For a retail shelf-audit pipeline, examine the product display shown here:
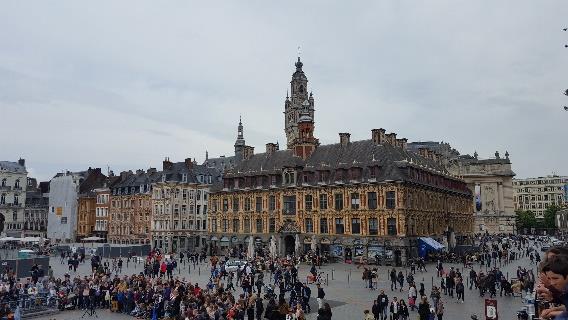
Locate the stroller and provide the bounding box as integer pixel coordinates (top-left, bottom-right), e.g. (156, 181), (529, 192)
(263, 284), (276, 301)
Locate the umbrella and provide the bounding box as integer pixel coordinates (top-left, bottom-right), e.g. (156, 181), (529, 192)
(295, 234), (301, 255)
(269, 236), (277, 258)
(247, 236), (255, 259)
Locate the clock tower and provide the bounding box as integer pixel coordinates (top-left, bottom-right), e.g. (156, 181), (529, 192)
(285, 57), (315, 149)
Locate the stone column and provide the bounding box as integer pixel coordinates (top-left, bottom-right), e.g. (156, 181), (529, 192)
(498, 182), (505, 213)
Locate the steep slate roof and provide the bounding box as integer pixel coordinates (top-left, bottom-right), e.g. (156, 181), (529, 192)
(226, 139), (447, 180)
(0, 161), (27, 173)
(162, 162), (222, 184)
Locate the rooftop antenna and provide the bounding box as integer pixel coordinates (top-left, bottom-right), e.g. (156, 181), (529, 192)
(297, 46), (302, 59)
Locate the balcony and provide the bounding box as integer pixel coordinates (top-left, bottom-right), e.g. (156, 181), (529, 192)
(13, 187), (22, 191)
(0, 186), (11, 191)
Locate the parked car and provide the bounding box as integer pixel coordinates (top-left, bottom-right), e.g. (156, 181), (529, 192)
(225, 260), (247, 272)
(541, 245), (551, 252)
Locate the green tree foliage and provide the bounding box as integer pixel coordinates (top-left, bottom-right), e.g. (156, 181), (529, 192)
(543, 205), (560, 229)
(516, 210), (537, 230)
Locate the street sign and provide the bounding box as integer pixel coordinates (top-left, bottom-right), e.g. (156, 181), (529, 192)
(485, 299), (498, 320)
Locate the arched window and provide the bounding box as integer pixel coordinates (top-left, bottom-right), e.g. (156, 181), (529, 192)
(14, 179), (20, 188)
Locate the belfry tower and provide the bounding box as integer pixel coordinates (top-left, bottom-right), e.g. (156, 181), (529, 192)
(284, 57), (315, 149)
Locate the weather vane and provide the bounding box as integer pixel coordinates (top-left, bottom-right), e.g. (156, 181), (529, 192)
(297, 46), (302, 58)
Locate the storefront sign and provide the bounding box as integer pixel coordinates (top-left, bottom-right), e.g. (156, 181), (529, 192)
(485, 299), (497, 320)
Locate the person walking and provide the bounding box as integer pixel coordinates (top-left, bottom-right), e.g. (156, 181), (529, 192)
(316, 283), (325, 310)
(417, 296), (430, 320)
(397, 271), (405, 293)
(390, 268), (397, 291)
(435, 299), (444, 320)
(377, 290), (388, 320)
(408, 284), (417, 311)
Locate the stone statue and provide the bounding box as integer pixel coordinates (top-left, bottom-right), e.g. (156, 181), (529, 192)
(495, 151), (500, 159)
(505, 151), (509, 159)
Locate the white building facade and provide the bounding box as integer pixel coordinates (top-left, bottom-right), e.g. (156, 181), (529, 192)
(513, 176), (568, 218)
(0, 159), (27, 236)
(47, 172), (86, 243)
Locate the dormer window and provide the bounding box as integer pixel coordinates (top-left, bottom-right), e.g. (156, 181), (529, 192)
(369, 166), (379, 179)
(161, 174), (166, 182)
(182, 174), (188, 183)
(283, 170), (296, 185)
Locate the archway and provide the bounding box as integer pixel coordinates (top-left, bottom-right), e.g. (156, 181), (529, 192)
(284, 235), (295, 255)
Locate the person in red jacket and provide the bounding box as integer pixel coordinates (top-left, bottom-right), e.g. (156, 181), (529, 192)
(160, 261), (167, 277)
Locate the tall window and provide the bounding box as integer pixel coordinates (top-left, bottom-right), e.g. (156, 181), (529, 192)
(386, 191), (396, 209)
(12, 212), (17, 221)
(223, 219), (228, 232)
(283, 196), (296, 215)
(334, 193), (343, 210)
(387, 218), (397, 235)
(269, 218), (276, 233)
(232, 197), (240, 212)
(367, 192), (377, 209)
(223, 199), (228, 212)
(335, 218), (344, 234)
(269, 195), (276, 212)
(0, 194), (4, 204)
(320, 218), (328, 234)
(212, 219), (217, 232)
(319, 194), (328, 210)
(255, 197), (262, 213)
(256, 218), (263, 233)
(305, 218), (313, 233)
(350, 193), (360, 210)
(244, 198), (251, 211)
(232, 219), (240, 233)
(351, 218), (361, 234)
(368, 218), (378, 235)
(14, 179), (20, 188)
(244, 218), (251, 233)
(305, 195), (313, 211)
(13, 195), (19, 205)
(0, 179), (5, 187)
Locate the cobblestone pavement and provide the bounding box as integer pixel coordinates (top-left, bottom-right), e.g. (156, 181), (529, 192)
(45, 252), (536, 320)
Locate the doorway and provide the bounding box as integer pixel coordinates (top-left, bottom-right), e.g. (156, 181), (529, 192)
(284, 235), (295, 255)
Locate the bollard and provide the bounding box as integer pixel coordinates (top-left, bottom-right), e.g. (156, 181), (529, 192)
(199, 267), (201, 276)
(431, 276), (433, 287)
(326, 274), (329, 286)
(507, 272), (509, 280)
(347, 272), (350, 284)
(332, 269), (335, 280)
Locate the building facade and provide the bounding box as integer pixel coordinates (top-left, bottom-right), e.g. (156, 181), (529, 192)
(151, 158), (221, 253)
(47, 168), (106, 243)
(108, 169), (159, 245)
(93, 187), (111, 241)
(513, 176), (568, 218)
(23, 178), (48, 237)
(446, 152), (516, 234)
(0, 159), (27, 236)
(207, 58), (473, 264)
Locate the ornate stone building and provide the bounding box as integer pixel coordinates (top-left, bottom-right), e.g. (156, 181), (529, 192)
(23, 178), (48, 237)
(207, 58), (473, 263)
(108, 169), (159, 245)
(447, 152), (516, 234)
(0, 159), (27, 236)
(151, 158), (221, 253)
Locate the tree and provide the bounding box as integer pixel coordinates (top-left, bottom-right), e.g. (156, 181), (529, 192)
(516, 210), (537, 231)
(543, 205), (560, 229)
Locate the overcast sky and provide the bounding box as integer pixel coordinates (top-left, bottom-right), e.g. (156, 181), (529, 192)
(1, 1), (567, 181)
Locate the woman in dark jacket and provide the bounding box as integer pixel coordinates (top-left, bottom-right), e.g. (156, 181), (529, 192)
(264, 299), (276, 320)
(316, 302), (332, 320)
(417, 296), (431, 320)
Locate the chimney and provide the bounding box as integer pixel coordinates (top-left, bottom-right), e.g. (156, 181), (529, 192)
(386, 133), (397, 145)
(243, 146), (255, 160)
(120, 171), (130, 180)
(400, 138), (408, 150)
(266, 143), (278, 156)
(162, 157), (173, 170)
(147, 168), (157, 174)
(185, 158), (193, 169)
(18, 158), (25, 167)
(339, 133), (351, 146)
(136, 169), (144, 175)
(371, 128), (386, 145)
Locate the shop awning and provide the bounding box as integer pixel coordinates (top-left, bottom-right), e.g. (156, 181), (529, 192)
(210, 236), (219, 241)
(220, 237), (229, 242)
(418, 237), (445, 251)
